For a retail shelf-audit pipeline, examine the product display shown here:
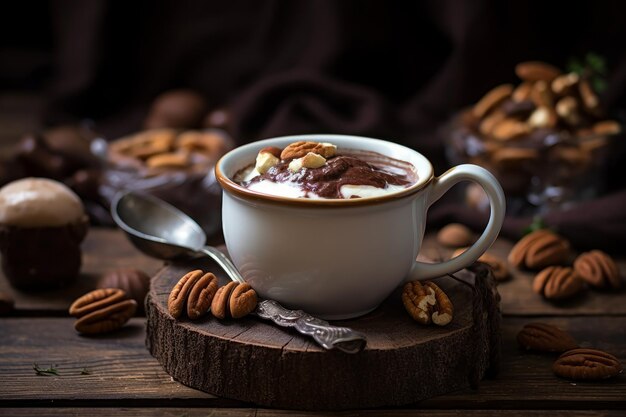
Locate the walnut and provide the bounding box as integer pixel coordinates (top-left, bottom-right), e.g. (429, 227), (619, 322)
(69, 288), (137, 334)
(553, 348), (623, 380)
(211, 281), (258, 319)
(517, 322), (578, 353)
(573, 250), (621, 289)
(508, 229), (570, 270)
(532, 266), (585, 300)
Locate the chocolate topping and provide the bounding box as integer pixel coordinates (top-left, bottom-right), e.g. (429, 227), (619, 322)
(243, 154), (412, 199)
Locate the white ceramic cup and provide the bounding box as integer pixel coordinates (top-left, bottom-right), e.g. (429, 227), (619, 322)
(216, 134), (505, 319)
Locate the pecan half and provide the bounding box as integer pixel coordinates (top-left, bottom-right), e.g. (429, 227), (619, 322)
(472, 84), (513, 119)
(515, 61), (561, 82)
(168, 270), (218, 320)
(574, 250), (621, 289)
(168, 270), (202, 319)
(437, 223), (474, 247)
(187, 272), (219, 319)
(553, 348), (623, 380)
(592, 120), (621, 135)
(551, 72), (580, 95)
(97, 268), (151, 312)
(211, 282), (257, 319)
(424, 282), (454, 326)
(508, 230), (570, 270)
(280, 141), (337, 160)
(579, 79), (600, 115)
(145, 152), (190, 168)
(402, 281), (436, 324)
(453, 248), (510, 281)
(69, 288), (137, 334)
(533, 266), (585, 300)
(491, 119), (531, 141)
(402, 281), (453, 326)
(517, 322), (578, 353)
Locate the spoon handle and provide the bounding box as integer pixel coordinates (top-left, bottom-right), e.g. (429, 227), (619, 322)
(255, 300), (367, 353)
(199, 246), (367, 353)
(199, 246), (245, 284)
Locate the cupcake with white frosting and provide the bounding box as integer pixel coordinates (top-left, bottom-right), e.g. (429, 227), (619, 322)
(0, 178), (88, 290)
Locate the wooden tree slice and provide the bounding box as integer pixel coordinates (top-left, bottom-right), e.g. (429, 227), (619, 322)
(146, 258), (500, 410)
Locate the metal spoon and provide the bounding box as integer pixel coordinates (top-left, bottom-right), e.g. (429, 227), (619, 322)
(111, 191), (367, 353)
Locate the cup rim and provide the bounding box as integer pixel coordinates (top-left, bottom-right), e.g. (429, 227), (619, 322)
(215, 134), (434, 207)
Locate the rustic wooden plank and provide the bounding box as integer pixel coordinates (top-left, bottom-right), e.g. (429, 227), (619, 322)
(0, 228), (163, 314)
(421, 316), (626, 409)
(0, 316), (624, 409)
(421, 235), (626, 316)
(1, 409), (622, 417)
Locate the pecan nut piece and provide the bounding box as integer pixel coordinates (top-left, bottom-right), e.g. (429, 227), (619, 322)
(517, 322), (578, 353)
(424, 281), (454, 326)
(97, 268), (151, 312)
(69, 288), (137, 334)
(553, 348), (623, 380)
(187, 272), (219, 319)
(508, 230), (570, 270)
(472, 84), (513, 119)
(437, 223), (474, 247)
(533, 266), (585, 300)
(402, 281), (454, 326)
(574, 250), (621, 289)
(453, 248), (510, 281)
(145, 152), (190, 168)
(211, 282), (257, 319)
(515, 61), (561, 82)
(402, 281), (436, 324)
(168, 270), (203, 319)
(280, 141), (337, 160)
(168, 270), (218, 320)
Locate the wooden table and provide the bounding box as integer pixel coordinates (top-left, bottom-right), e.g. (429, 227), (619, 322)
(1, 228), (625, 416)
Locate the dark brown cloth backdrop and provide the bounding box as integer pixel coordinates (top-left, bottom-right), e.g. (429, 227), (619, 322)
(4, 0), (626, 252)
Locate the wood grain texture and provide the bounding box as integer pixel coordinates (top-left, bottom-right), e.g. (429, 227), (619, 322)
(420, 235), (626, 316)
(0, 317), (624, 409)
(146, 260), (500, 410)
(0, 228), (163, 314)
(2, 409), (623, 417)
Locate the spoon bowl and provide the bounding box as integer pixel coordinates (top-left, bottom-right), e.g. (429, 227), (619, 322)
(111, 191), (205, 260)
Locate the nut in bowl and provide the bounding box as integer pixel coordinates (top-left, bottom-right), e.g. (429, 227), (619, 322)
(446, 61), (623, 214)
(103, 128), (233, 240)
(216, 134), (506, 319)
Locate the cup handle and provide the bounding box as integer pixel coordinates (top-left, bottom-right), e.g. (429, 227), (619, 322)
(407, 164), (506, 281)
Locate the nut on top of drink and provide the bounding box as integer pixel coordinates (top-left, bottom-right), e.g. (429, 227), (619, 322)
(237, 140), (415, 199)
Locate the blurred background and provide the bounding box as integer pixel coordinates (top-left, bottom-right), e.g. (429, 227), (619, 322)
(1, 0), (626, 250)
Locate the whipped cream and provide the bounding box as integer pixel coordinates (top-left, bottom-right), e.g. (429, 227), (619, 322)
(0, 178), (85, 227)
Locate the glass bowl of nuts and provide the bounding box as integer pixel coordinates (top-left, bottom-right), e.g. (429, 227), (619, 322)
(446, 61), (623, 215)
(101, 128), (233, 242)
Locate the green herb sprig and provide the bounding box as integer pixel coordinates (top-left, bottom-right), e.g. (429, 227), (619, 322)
(33, 364), (60, 376)
(567, 52), (608, 93)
